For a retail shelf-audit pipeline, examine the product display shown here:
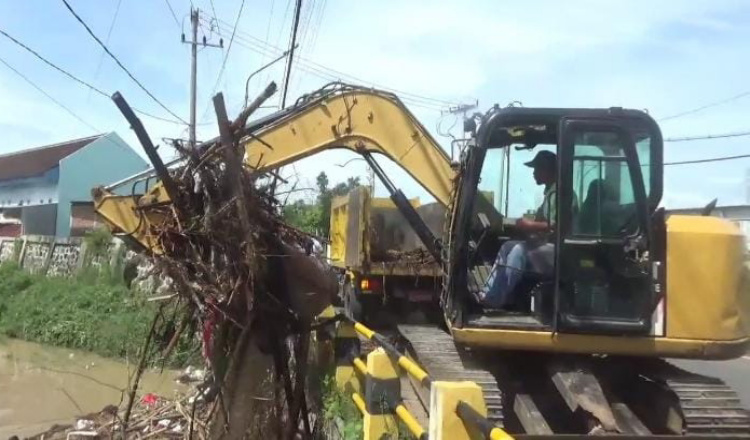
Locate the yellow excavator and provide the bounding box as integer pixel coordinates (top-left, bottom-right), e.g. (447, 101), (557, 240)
(94, 83), (750, 437)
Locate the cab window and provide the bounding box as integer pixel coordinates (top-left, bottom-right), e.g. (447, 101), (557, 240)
(571, 132), (638, 236)
(477, 145), (557, 220)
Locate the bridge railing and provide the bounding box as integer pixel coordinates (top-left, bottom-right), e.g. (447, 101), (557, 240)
(314, 308), (514, 440)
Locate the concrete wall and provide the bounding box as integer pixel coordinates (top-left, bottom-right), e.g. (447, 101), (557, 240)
(21, 204), (57, 235)
(56, 132), (149, 237)
(0, 235), (119, 277)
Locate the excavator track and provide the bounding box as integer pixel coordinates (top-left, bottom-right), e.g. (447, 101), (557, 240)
(391, 324), (750, 437)
(396, 324), (506, 427)
(648, 360), (750, 436)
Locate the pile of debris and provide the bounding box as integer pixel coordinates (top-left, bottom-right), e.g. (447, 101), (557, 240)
(383, 248), (435, 265)
(93, 84), (338, 439)
(30, 394), (210, 440)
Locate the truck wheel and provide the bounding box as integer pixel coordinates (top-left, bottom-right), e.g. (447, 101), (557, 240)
(343, 283), (364, 322)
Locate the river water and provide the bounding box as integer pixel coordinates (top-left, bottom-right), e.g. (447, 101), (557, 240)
(0, 339), (186, 438)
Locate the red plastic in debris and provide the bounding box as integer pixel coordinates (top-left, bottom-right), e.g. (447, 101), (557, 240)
(141, 393), (158, 406)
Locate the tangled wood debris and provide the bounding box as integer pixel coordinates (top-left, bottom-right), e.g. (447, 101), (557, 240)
(30, 394), (211, 440)
(66, 83), (338, 439)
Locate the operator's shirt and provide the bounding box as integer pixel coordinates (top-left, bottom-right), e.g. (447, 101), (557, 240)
(535, 183), (557, 224)
(534, 183), (578, 226)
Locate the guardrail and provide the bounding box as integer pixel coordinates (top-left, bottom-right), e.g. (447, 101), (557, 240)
(314, 308), (514, 440)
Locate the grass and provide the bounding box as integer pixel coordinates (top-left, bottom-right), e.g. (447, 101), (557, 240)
(0, 263), (154, 359)
(321, 375), (364, 439)
(0, 262), (198, 366)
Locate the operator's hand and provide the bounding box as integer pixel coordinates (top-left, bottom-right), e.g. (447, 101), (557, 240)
(515, 217), (534, 230)
(516, 217), (551, 233)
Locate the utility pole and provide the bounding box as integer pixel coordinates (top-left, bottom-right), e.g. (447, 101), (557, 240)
(444, 100), (478, 159)
(182, 8), (223, 147)
(189, 9), (198, 147)
(280, 0), (302, 109)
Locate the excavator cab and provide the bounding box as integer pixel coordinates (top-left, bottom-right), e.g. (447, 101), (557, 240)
(450, 107), (664, 336)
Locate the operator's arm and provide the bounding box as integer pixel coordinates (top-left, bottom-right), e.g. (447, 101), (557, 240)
(515, 217), (552, 233)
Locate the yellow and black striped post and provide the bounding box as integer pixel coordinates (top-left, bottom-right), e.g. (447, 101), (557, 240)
(353, 321), (432, 390)
(428, 381), (513, 440)
(334, 319), (361, 392)
(456, 400), (514, 440)
(363, 347), (400, 439)
(312, 306), (336, 370)
(394, 401), (428, 440)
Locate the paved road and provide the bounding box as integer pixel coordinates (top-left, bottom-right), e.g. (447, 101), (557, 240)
(672, 355), (750, 407)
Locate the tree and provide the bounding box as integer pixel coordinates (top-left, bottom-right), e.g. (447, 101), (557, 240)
(316, 172), (360, 236)
(282, 200), (322, 235)
(282, 172), (361, 238)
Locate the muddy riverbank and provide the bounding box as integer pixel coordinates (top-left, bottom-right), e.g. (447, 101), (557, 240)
(0, 338), (186, 438)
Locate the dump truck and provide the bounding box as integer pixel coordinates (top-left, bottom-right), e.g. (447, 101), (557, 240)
(328, 185), (446, 321)
(95, 83), (750, 437)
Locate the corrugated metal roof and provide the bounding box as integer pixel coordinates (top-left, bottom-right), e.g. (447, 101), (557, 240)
(0, 134), (103, 181)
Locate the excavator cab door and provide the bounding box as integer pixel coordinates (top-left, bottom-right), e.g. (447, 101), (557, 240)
(554, 117), (653, 335)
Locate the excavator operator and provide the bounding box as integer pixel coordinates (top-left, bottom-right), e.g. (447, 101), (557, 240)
(478, 150), (560, 309)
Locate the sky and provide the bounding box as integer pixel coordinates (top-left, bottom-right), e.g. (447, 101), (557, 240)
(0, 0), (748, 209)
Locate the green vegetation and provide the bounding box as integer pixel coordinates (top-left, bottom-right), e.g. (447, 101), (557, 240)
(321, 375), (363, 439)
(282, 171), (360, 236)
(0, 262), (155, 359)
(0, 229), (198, 365)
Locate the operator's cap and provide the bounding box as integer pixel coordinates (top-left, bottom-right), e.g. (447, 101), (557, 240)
(524, 150), (557, 170)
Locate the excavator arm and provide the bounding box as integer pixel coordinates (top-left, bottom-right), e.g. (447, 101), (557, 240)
(93, 85), (456, 253)
(241, 86), (455, 206)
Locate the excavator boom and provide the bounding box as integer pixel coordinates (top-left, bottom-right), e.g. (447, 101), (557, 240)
(93, 84), (455, 253)
(241, 85), (455, 206)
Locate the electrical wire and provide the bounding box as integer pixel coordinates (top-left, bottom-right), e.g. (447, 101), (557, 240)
(89, 0), (122, 97)
(660, 90), (750, 122)
(198, 0), (246, 124)
(0, 27), (187, 125)
(199, 17), (445, 112)
(665, 153), (750, 166)
(664, 130), (750, 142)
(222, 31), (446, 111)
(256, 0), (278, 93)
(280, 0), (303, 108)
(0, 55), (99, 132)
(163, 0), (181, 29)
(214, 16), (459, 108)
(307, 0), (326, 53)
(210, 0), (246, 94)
(60, 0), (188, 124)
(275, 0), (294, 49)
(208, 0), (222, 38)
(288, 0), (319, 98)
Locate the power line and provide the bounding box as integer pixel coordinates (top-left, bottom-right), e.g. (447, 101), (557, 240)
(211, 0), (246, 94)
(0, 27), (187, 125)
(0, 55), (98, 132)
(208, 0), (222, 38)
(163, 0), (181, 28)
(60, 0), (188, 124)
(289, 0), (319, 96)
(214, 17), (459, 108)
(90, 0), (122, 96)
(665, 153), (750, 166)
(233, 42), (443, 111)
(199, 0), (246, 124)
(664, 130), (750, 142)
(280, 0), (302, 108)
(660, 90), (750, 122)
(221, 30), (447, 111)
(256, 0), (277, 92)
